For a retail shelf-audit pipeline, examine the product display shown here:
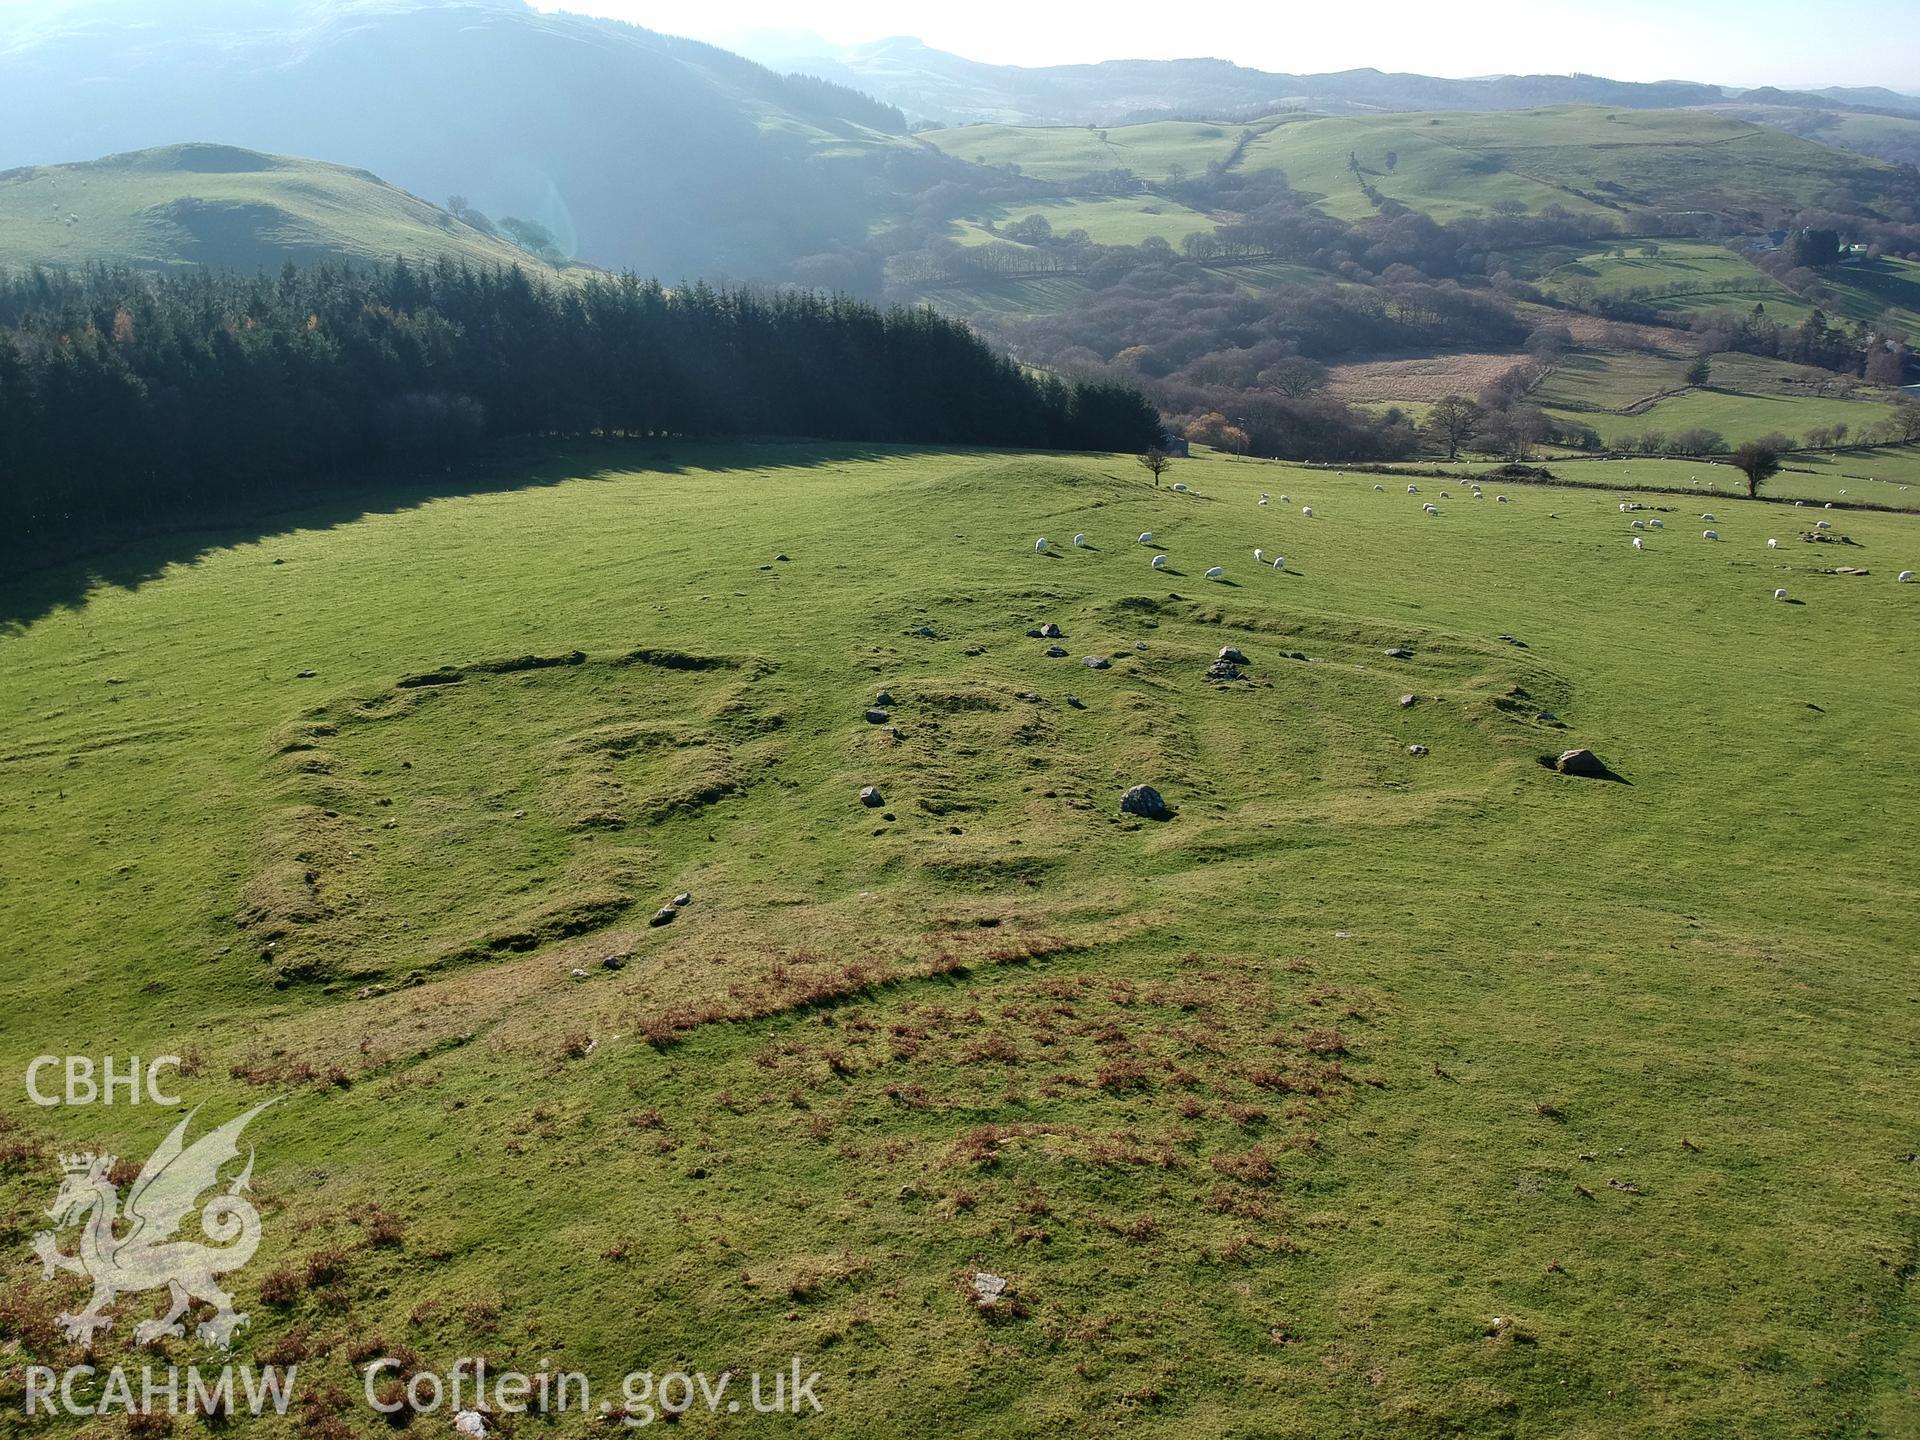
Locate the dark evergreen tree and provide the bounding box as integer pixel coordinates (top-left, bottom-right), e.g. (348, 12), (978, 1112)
(0, 262), (1161, 542)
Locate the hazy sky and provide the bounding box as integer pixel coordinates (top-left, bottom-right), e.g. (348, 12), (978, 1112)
(530, 0), (1920, 90)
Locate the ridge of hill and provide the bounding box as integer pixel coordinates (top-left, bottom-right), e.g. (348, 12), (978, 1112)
(0, 143), (571, 274)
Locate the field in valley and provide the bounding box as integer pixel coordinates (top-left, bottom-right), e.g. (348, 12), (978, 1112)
(2, 446), (1917, 1437)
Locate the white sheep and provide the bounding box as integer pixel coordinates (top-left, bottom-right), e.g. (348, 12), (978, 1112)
(1702, 513), (1716, 522)
(1440, 491), (1451, 499)
(1473, 491), (1485, 499)
(1649, 519), (1664, 529)
(1899, 570), (1914, 582)
(1301, 505), (1314, 517)
(1253, 547), (1264, 561)
(1258, 496), (1269, 506)
(1497, 495), (1509, 503)
(1703, 529), (1719, 540)
(1632, 537), (1644, 550)
(1631, 519), (1645, 530)
(1795, 500), (1805, 507)
(1073, 533), (1086, 547)
(1823, 501), (1833, 508)
(1423, 503), (1438, 515)
(1139, 531), (1154, 544)
(1619, 502), (1632, 512)
(1151, 554), (1168, 569)
(1035, 538), (1048, 552)
(1279, 495), (1291, 504)
(1172, 482), (1190, 493)
(1815, 520), (1831, 531)
(1204, 566), (1225, 579)
(1374, 484), (1386, 492)
(1408, 484), (1419, 494)
(1766, 538), (1778, 549)
(1272, 556), (1286, 570)
(1774, 588), (1789, 600)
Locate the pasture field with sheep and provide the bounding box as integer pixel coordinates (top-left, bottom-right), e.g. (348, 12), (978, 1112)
(0, 445), (1916, 1437)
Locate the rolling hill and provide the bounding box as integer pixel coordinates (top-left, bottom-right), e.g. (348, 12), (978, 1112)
(1, 443), (1916, 1435)
(0, 143), (567, 274)
(737, 33), (1733, 127)
(926, 107), (1904, 230)
(0, 0), (923, 278)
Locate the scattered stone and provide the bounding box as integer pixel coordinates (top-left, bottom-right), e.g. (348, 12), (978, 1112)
(571, 967), (589, 979)
(1135, 641), (1147, 650)
(875, 689), (894, 706)
(454, 1410), (488, 1439)
(1066, 695), (1085, 709)
(1535, 712), (1559, 724)
(272, 557), (285, 565)
(859, 786), (884, 808)
(1045, 645), (1068, 657)
(758, 564), (773, 571)
(1384, 647), (1413, 659)
(602, 954), (626, 970)
(1039, 623), (1062, 638)
(1822, 566), (1869, 576)
(970, 1272), (1008, 1309)
(671, 892), (692, 908)
(912, 625), (934, 637)
(296, 669), (317, 679)
(512, 809), (527, 820)
(1218, 646), (1247, 663)
(1556, 748), (1614, 780)
(1407, 744), (1429, 757)
(1205, 659), (1242, 681)
(1289, 651), (1307, 661)
(1399, 694), (1416, 709)
(1082, 655), (1110, 669)
(864, 707), (891, 724)
(647, 906), (676, 928)
(775, 553), (789, 562)
(1119, 784), (1172, 820)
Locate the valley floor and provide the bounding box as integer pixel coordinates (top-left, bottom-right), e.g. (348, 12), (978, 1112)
(1, 444), (1916, 1437)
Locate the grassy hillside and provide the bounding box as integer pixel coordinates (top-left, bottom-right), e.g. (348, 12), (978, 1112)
(1238, 108), (1898, 222)
(950, 195), (1219, 248)
(0, 144), (566, 274)
(1528, 240), (1920, 334)
(922, 120), (1256, 182)
(2, 445), (1916, 1436)
(0, 0), (921, 277)
(932, 108), (1902, 229)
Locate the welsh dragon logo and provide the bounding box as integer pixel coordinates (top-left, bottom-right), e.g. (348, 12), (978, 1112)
(32, 1102), (274, 1348)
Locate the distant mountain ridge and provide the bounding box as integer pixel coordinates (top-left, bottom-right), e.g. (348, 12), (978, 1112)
(735, 31), (1920, 134)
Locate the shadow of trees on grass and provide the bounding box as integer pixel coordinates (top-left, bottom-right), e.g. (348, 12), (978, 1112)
(0, 438), (908, 633)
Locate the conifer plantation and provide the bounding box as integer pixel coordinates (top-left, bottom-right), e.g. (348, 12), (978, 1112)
(0, 260), (1161, 539)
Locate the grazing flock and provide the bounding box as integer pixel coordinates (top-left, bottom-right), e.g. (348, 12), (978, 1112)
(1030, 472), (1916, 597)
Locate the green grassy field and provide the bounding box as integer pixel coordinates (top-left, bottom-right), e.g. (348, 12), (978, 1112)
(1537, 240), (1781, 296)
(1528, 241), (1920, 336)
(1380, 448), (1920, 508)
(2, 446), (1917, 1437)
(1549, 385), (1899, 450)
(0, 144), (566, 275)
(950, 196), (1217, 248)
(1236, 107), (1895, 223)
(1530, 349), (1904, 447)
(920, 121), (1256, 183)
